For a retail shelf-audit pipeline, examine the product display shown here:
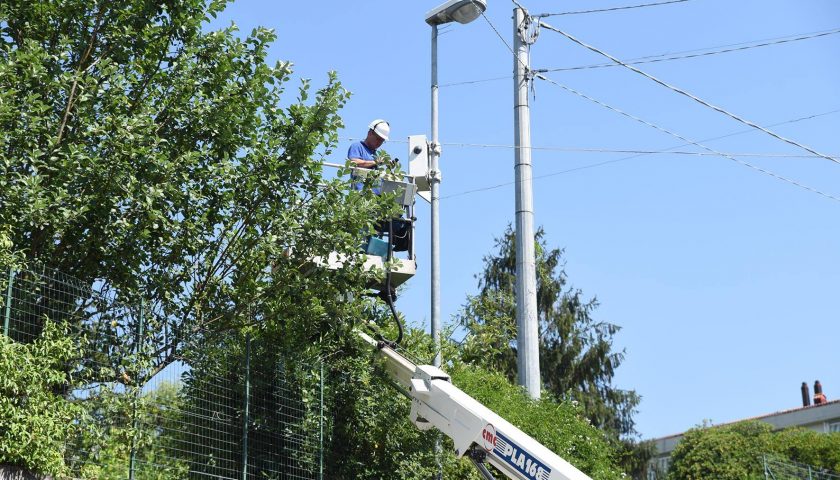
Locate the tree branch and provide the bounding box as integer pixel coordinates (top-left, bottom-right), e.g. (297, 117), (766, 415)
(55, 4), (107, 146)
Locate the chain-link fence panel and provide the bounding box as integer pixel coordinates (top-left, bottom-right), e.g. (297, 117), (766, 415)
(764, 455), (840, 480)
(1, 265), (327, 480)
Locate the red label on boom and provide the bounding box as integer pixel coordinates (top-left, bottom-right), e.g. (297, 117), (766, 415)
(481, 423), (497, 452)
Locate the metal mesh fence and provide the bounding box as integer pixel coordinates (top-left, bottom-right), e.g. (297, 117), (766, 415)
(1, 265), (326, 479)
(764, 455), (840, 480)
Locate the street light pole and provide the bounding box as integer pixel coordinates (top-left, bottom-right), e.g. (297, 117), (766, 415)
(430, 23), (442, 368)
(425, 0), (487, 369)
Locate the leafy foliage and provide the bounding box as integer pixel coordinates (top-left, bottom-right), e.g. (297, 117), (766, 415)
(0, 0), (395, 382)
(0, 0), (402, 475)
(771, 427), (840, 473)
(668, 420), (840, 479)
(457, 225), (640, 439)
(0, 322), (82, 476)
(448, 363), (624, 480)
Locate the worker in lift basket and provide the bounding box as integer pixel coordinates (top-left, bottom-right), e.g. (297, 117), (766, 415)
(348, 119), (393, 194)
(348, 119), (409, 253)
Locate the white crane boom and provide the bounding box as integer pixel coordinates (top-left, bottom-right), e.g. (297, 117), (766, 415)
(357, 331), (593, 480)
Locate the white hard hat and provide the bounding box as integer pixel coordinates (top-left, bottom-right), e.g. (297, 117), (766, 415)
(368, 119), (390, 141)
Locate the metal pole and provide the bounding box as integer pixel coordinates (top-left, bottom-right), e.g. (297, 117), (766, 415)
(513, 7), (541, 399)
(3, 269), (14, 337)
(241, 333), (251, 480)
(430, 24), (442, 369)
(763, 455), (769, 480)
(319, 360), (324, 480)
(430, 24), (445, 480)
(129, 300), (145, 480)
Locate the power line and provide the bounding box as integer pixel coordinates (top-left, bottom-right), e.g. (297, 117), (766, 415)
(534, 73), (840, 202)
(439, 75), (510, 88)
(538, 0), (691, 17)
(440, 143), (839, 159)
(540, 27), (840, 73)
(688, 108), (840, 145)
(443, 91), (840, 202)
(440, 27), (840, 87)
(340, 138), (840, 159)
(538, 20), (840, 166)
(480, 7), (516, 57)
(510, 0), (528, 13)
(344, 106), (840, 158)
(334, 106), (840, 201)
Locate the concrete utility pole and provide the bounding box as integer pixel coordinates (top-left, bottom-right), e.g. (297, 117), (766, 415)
(513, 7), (541, 399)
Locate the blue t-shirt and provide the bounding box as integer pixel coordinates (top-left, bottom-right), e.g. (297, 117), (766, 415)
(348, 140), (376, 163)
(348, 141), (381, 193)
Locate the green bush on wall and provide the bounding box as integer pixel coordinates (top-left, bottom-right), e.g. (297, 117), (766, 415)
(668, 420), (840, 480)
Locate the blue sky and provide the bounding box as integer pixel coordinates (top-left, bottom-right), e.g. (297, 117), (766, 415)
(209, 1), (840, 440)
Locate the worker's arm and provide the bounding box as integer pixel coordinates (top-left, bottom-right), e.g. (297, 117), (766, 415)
(349, 157), (377, 169)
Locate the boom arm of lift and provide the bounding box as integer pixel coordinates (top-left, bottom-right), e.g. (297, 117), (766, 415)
(357, 331), (593, 480)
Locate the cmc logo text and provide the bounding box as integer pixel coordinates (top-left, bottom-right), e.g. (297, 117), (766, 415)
(481, 424), (497, 452)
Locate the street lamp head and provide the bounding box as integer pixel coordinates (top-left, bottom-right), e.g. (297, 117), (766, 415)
(425, 0), (487, 26)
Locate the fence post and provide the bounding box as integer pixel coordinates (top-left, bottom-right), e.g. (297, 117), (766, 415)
(763, 455), (769, 480)
(129, 300), (145, 480)
(3, 269), (15, 337)
(319, 360), (324, 480)
(241, 333), (251, 480)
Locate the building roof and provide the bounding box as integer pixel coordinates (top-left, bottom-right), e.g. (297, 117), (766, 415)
(651, 399), (840, 454)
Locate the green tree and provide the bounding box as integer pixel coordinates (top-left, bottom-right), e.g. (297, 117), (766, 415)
(668, 421), (773, 480)
(0, 0), (395, 379)
(771, 427), (840, 473)
(1, 0), (398, 475)
(668, 420), (840, 480)
(457, 225), (640, 439)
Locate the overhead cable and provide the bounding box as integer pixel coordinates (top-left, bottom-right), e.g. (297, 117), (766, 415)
(541, 27), (840, 73)
(440, 81), (840, 201)
(439, 75), (510, 88)
(510, 0), (528, 12)
(338, 106), (840, 202)
(535, 74), (840, 202)
(342, 107), (840, 157)
(480, 8), (516, 56)
(440, 27), (840, 87)
(538, 20), (840, 166)
(440, 143), (839, 158)
(538, 0), (690, 17)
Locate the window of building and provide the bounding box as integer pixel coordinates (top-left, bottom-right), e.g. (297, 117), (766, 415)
(647, 457), (671, 479)
(829, 422), (840, 433)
